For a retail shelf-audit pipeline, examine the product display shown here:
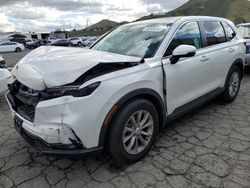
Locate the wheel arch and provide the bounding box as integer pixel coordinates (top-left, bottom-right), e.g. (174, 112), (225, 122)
(98, 88), (167, 147)
(231, 58), (244, 79)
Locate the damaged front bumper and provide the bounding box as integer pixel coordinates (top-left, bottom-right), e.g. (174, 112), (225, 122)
(5, 82), (104, 157)
(17, 122), (103, 157)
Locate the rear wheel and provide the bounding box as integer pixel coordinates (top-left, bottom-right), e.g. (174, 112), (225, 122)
(219, 66), (242, 103)
(15, 47), (21, 52)
(108, 99), (159, 165)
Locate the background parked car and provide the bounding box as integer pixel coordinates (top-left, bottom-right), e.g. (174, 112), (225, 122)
(0, 55), (12, 92)
(26, 39), (37, 45)
(38, 39), (51, 46)
(10, 38), (26, 46)
(50, 39), (73, 47)
(0, 42), (25, 53)
(26, 39), (40, 49)
(237, 23), (250, 65)
(0, 55), (6, 68)
(68, 37), (83, 46)
(47, 37), (57, 43)
(83, 38), (97, 47)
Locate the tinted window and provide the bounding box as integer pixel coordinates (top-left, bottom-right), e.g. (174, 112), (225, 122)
(222, 23), (236, 41)
(165, 22), (202, 56)
(202, 21), (226, 46)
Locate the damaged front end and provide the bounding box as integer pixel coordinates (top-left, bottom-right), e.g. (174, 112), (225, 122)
(6, 80), (94, 156)
(6, 54), (144, 156)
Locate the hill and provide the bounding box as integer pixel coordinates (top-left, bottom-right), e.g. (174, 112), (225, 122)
(138, 0), (250, 24)
(86, 19), (119, 31)
(69, 19), (122, 37)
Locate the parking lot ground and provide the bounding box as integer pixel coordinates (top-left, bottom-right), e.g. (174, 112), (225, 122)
(0, 51), (250, 187)
(1, 49), (31, 68)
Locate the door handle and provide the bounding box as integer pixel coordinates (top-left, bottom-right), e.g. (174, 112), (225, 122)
(228, 47), (235, 53)
(200, 55), (209, 62)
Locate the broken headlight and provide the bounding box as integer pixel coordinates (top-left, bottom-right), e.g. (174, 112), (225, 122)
(46, 82), (101, 98)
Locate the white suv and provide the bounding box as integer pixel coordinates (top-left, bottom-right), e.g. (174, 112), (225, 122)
(6, 16), (245, 164)
(68, 37), (83, 46)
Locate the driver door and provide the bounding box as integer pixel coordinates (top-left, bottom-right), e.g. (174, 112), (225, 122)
(162, 21), (212, 116)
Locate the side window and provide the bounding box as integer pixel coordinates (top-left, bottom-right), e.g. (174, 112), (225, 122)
(222, 23), (236, 41)
(202, 21), (227, 46)
(165, 22), (202, 56)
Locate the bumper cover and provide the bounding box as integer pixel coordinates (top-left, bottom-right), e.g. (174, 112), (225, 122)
(6, 91), (103, 158)
(21, 127), (103, 157)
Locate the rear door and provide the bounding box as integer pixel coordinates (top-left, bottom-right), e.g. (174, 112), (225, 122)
(199, 21), (236, 88)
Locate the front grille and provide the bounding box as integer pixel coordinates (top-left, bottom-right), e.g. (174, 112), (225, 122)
(8, 80), (39, 122)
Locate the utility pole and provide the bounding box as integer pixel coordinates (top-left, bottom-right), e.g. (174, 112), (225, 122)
(86, 18), (90, 28)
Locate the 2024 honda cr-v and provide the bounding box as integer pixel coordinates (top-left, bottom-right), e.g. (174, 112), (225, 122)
(6, 16), (245, 164)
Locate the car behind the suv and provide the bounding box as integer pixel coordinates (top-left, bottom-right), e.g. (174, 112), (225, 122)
(0, 55), (13, 92)
(6, 16), (245, 164)
(69, 37), (83, 46)
(237, 23), (250, 65)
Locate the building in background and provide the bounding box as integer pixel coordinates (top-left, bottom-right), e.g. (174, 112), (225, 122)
(0, 30), (69, 43)
(51, 30), (69, 39)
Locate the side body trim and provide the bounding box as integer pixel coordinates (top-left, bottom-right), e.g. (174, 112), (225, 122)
(166, 87), (224, 122)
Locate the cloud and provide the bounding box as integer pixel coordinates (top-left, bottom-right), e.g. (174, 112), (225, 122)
(140, 0), (189, 11)
(0, 0), (188, 32)
(6, 6), (46, 20)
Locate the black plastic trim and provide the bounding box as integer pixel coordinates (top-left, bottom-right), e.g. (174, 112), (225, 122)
(167, 87), (224, 122)
(20, 126), (103, 158)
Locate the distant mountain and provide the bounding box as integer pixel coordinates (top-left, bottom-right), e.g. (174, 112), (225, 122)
(70, 19), (125, 37)
(85, 19), (119, 31)
(138, 0), (250, 24)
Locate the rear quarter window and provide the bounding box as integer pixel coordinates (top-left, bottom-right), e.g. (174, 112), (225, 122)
(201, 21), (227, 46)
(222, 23), (236, 41)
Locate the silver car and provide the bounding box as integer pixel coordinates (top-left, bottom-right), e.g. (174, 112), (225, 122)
(237, 23), (250, 65)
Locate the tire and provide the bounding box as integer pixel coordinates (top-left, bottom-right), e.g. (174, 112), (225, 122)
(108, 98), (159, 165)
(219, 66), (242, 103)
(77, 42), (81, 46)
(15, 47), (21, 52)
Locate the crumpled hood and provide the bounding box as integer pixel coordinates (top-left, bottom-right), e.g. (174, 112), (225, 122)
(12, 46), (140, 90)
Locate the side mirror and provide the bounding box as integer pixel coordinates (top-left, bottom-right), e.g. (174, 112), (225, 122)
(170, 45), (197, 64)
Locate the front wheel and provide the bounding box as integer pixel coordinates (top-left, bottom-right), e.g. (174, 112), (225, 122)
(107, 99), (159, 165)
(219, 66), (242, 103)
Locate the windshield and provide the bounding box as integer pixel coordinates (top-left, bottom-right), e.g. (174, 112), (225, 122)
(93, 23), (172, 58)
(238, 25), (250, 39)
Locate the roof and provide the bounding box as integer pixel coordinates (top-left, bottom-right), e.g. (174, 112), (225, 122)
(125, 16), (232, 26)
(237, 23), (250, 26)
(9, 34), (26, 38)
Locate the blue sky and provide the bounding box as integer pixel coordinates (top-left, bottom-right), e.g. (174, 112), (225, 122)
(0, 0), (188, 32)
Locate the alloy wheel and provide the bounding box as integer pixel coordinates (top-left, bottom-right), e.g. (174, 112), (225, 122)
(122, 110), (154, 155)
(229, 71), (240, 97)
